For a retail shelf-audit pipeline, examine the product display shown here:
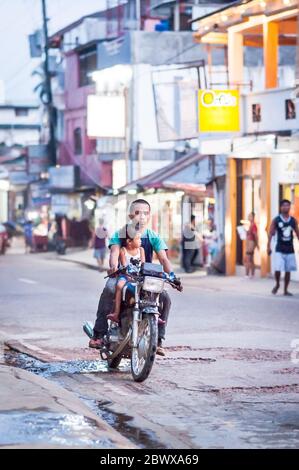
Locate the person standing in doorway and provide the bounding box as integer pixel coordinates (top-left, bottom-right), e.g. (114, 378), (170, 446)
(91, 218), (108, 269)
(245, 212), (259, 278)
(268, 199), (299, 296)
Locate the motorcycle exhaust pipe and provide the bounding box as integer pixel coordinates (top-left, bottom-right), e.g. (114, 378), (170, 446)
(83, 321), (94, 339)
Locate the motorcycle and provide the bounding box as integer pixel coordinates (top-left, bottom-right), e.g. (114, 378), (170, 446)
(84, 260), (182, 382)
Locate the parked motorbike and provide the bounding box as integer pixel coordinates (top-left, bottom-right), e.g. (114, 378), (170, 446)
(84, 260), (182, 382)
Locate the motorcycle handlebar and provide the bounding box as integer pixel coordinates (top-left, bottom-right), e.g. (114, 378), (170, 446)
(105, 267), (183, 292)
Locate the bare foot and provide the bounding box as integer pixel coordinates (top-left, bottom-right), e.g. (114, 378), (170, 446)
(284, 291), (293, 296)
(272, 285), (280, 295)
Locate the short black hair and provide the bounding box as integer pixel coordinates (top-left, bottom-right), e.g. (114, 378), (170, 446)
(120, 224), (137, 247)
(130, 199), (151, 211)
(280, 199), (291, 207)
(191, 214), (196, 222)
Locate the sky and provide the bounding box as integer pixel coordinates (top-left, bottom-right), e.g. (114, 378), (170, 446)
(0, 0), (106, 104)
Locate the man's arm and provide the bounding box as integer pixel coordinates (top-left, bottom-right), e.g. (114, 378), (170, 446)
(294, 219), (299, 240)
(119, 248), (127, 266)
(156, 249), (172, 274)
(108, 244), (120, 274)
(267, 219), (276, 255)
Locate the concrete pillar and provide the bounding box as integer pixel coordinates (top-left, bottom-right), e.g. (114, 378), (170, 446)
(228, 31), (244, 86)
(225, 158), (237, 275)
(263, 21), (279, 89)
(260, 158), (271, 277)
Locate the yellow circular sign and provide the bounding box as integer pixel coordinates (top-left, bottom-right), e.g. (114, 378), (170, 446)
(202, 91), (214, 105)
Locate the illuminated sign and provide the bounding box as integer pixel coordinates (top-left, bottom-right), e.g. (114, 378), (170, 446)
(198, 89), (240, 132)
(87, 95), (126, 139)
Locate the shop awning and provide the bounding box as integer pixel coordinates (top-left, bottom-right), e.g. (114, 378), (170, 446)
(118, 152), (216, 194)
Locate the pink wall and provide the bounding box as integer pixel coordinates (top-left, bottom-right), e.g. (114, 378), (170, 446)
(58, 51), (110, 187)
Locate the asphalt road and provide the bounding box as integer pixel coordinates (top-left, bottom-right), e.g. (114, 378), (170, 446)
(1, 253), (299, 448)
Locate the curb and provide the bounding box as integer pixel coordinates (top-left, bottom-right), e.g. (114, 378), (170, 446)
(0, 364), (135, 449)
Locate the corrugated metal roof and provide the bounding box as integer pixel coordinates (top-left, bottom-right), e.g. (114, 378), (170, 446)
(121, 151), (211, 191)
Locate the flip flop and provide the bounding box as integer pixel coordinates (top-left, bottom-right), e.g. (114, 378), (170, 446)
(284, 291), (293, 297)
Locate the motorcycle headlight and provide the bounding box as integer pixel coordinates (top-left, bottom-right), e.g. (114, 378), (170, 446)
(143, 276), (165, 293)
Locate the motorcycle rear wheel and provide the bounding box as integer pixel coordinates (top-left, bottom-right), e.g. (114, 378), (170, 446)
(131, 314), (158, 382)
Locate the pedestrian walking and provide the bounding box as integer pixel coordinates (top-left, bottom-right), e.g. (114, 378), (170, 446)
(91, 218), (108, 269)
(204, 219), (219, 267)
(182, 215), (200, 273)
(24, 220), (34, 253)
(245, 212), (259, 278)
(268, 199), (299, 296)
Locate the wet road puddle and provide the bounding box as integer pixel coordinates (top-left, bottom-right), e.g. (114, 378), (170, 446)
(3, 350), (129, 378)
(3, 350), (161, 448)
(0, 411), (112, 448)
(84, 399), (165, 449)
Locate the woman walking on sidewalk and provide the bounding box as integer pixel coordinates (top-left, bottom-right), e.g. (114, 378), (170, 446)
(245, 212), (259, 279)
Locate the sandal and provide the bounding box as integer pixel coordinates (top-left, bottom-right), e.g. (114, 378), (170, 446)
(107, 313), (119, 323)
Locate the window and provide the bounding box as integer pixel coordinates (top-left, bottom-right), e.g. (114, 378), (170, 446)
(252, 103), (261, 122)
(78, 46), (97, 87)
(74, 128), (82, 155)
(285, 99), (296, 120)
(15, 108), (29, 117)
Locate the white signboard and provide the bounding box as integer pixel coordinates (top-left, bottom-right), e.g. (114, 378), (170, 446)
(273, 153), (299, 184)
(87, 95), (126, 138)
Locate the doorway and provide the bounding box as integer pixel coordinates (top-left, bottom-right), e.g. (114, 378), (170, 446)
(236, 159), (262, 267)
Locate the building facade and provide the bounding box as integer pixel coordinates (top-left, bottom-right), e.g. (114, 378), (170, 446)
(193, 0), (299, 279)
(0, 103), (41, 222)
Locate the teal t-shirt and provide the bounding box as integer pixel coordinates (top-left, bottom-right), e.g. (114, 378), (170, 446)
(109, 228), (167, 263)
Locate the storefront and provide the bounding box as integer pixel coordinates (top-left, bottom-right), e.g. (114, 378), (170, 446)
(0, 178), (9, 222)
(107, 152), (224, 263)
(225, 149), (299, 279)
(225, 154), (271, 277)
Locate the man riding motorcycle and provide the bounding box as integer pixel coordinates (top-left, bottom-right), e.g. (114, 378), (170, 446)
(89, 199), (173, 356)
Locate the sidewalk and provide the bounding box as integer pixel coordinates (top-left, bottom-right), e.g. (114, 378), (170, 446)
(47, 247), (299, 297)
(0, 361), (134, 449)
(45, 247), (198, 275)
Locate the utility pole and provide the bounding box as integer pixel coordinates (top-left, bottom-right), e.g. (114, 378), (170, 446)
(135, 0), (141, 30)
(41, 0), (56, 166)
(174, 0), (180, 32)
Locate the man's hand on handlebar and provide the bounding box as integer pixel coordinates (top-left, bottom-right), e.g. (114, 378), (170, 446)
(107, 265), (118, 276)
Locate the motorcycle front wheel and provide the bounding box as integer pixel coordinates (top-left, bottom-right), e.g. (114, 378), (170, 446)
(131, 314), (158, 382)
